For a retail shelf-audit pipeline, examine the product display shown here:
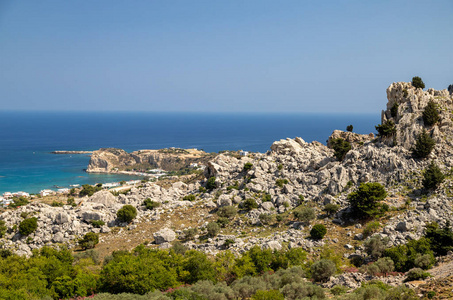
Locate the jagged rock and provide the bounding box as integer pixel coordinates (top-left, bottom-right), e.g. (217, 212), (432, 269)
(261, 202), (275, 211)
(217, 195), (232, 207)
(54, 212), (70, 225)
(263, 241), (282, 251)
(154, 228), (176, 244)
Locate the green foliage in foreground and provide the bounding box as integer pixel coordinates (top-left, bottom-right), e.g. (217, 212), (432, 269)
(19, 217), (38, 235)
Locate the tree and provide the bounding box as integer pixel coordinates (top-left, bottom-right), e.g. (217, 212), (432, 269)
(116, 205), (137, 223)
(390, 103), (399, 118)
(330, 138), (351, 161)
(243, 198), (258, 211)
(347, 182), (387, 219)
(310, 224), (327, 240)
(375, 120), (396, 138)
(346, 125), (353, 132)
(243, 162), (253, 171)
(310, 259), (336, 282)
(412, 76), (425, 89)
(412, 129), (435, 159)
(0, 220), (7, 238)
(79, 184), (101, 197)
(79, 232), (99, 250)
(293, 206), (316, 224)
(422, 161), (444, 190)
(422, 100), (440, 127)
(19, 217), (38, 235)
(206, 222), (220, 237)
(206, 177), (217, 190)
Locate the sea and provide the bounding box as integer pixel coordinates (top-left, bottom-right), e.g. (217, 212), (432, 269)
(0, 111), (379, 194)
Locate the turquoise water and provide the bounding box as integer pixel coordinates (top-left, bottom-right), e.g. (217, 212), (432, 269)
(0, 111), (379, 194)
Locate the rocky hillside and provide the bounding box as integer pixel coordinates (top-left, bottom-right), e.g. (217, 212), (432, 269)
(1, 81), (453, 297)
(86, 147), (214, 173)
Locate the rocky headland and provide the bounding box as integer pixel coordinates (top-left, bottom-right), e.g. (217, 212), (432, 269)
(2, 81), (453, 298)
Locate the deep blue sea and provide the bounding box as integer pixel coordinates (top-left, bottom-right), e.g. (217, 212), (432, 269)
(0, 111), (379, 194)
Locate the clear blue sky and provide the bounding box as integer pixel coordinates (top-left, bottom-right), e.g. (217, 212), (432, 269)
(0, 1), (451, 113)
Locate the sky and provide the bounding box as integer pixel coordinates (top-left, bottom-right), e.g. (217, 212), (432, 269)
(0, 1), (452, 113)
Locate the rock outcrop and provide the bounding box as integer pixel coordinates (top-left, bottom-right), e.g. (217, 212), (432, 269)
(87, 148), (212, 173)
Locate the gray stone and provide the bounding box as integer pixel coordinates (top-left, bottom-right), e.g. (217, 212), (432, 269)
(154, 228), (176, 244)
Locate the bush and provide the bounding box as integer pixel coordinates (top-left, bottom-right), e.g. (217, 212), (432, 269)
(422, 161), (444, 190)
(363, 221), (381, 238)
(217, 206), (237, 218)
(79, 184), (101, 197)
(330, 138), (351, 161)
(117, 205), (137, 223)
(90, 220), (105, 228)
(280, 281), (325, 299)
(405, 268), (430, 282)
(143, 198), (160, 210)
(331, 285), (348, 295)
(375, 120), (396, 137)
(183, 194), (196, 201)
(217, 217), (230, 227)
(243, 198), (258, 211)
(384, 237), (434, 272)
(363, 257), (394, 275)
(412, 76), (425, 89)
(206, 177), (217, 190)
(425, 222), (453, 256)
(310, 259), (336, 282)
(347, 182), (387, 219)
(423, 100), (440, 126)
(19, 217), (38, 235)
(0, 220), (6, 238)
(414, 254), (434, 270)
(390, 103), (399, 118)
(293, 207), (316, 224)
(275, 179), (288, 188)
(310, 224), (327, 240)
(323, 204), (340, 216)
(79, 232), (99, 250)
(346, 125), (353, 132)
(206, 222), (220, 237)
(9, 196), (29, 208)
(51, 201), (64, 207)
(364, 236), (388, 259)
(66, 197), (76, 207)
(243, 162), (253, 171)
(252, 290), (284, 300)
(412, 129), (435, 159)
(183, 228), (198, 241)
(259, 214), (274, 225)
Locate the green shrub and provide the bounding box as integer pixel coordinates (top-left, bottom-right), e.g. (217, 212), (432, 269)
(19, 217), (38, 235)
(262, 193), (272, 202)
(310, 224), (327, 240)
(412, 129), (435, 159)
(66, 197), (76, 207)
(172, 241), (188, 255)
(414, 254), (434, 270)
(277, 164), (283, 171)
(217, 206), (237, 218)
(293, 207), (316, 224)
(275, 179), (288, 188)
(116, 205), (137, 223)
(51, 201), (64, 207)
(375, 120), (396, 137)
(9, 196), (29, 208)
(79, 232), (99, 250)
(346, 125), (353, 132)
(0, 220), (7, 238)
(423, 100), (440, 126)
(143, 198), (161, 210)
(183, 194), (196, 201)
(364, 236), (388, 259)
(252, 289), (284, 300)
(79, 184), (101, 197)
(425, 221), (453, 256)
(243, 162), (253, 171)
(182, 250), (216, 284)
(422, 161), (444, 190)
(206, 222), (220, 237)
(259, 214), (274, 225)
(347, 182), (387, 219)
(363, 257), (394, 275)
(90, 220), (105, 228)
(217, 217), (230, 228)
(330, 285), (348, 295)
(384, 237), (434, 272)
(310, 259), (336, 282)
(206, 177), (217, 190)
(183, 228), (198, 241)
(330, 138), (351, 161)
(390, 102), (399, 118)
(405, 268), (430, 282)
(427, 291), (436, 299)
(323, 204), (340, 216)
(412, 76), (425, 89)
(243, 198), (258, 211)
(363, 221), (380, 238)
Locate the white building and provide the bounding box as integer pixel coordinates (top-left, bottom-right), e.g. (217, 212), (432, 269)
(40, 189), (55, 197)
(240, 150), (249, 156)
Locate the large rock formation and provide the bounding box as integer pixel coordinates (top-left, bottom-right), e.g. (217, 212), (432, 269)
(87, 148), (212, 173)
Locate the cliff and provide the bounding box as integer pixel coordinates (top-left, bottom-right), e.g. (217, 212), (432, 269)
(86, 147), (213, 173)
